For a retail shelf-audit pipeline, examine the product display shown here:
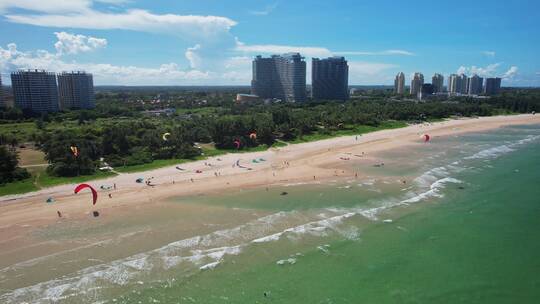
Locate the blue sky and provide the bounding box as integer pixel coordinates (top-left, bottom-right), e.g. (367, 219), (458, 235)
(0, 0), (539, 86)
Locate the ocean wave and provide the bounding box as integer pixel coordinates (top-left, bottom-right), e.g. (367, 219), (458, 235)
(464, 134), (540, 160)
(401, 177), (462, 204)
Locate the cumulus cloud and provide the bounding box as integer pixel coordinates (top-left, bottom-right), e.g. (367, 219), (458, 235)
(54, 32), (107, 55)
(185, 44), (202, 69)
(347, 62), (398, 84)
(0, 42), (252, 85)
(502, 66), (518, 79)
(457, 63), (501, 77)
(456, 63), (520, 83)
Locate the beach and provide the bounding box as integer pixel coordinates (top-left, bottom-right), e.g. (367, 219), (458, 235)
(1, 114), (540, 303)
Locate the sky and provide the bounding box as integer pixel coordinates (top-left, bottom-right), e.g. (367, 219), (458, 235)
(0, 0), (539, 86)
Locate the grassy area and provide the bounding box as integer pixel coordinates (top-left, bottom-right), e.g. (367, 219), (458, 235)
(288, 121), (407, 144)
(35, 170), (117, 188)
(0, 169), (117, 196)
(0, 179), (39, 196)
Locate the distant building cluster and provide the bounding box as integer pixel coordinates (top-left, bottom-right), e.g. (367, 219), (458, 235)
(0, 75), (4, 108)
(9, 70), (95, 113)
(395, 72), (502, 99)
(251, 53), (349, 102)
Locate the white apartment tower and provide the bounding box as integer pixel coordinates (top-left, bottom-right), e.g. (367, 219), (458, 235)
(394, 72), (405, 94)
(410, 72), (424, 96)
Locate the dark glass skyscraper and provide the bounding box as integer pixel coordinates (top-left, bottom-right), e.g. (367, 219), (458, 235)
(58, 71), (95, 109)
(251, 53), (307, 102)
(11, 70), (59, 113)
(312, 57), (349, 100)
(467, 74), (484, 95)
(484, 77), (501, 95)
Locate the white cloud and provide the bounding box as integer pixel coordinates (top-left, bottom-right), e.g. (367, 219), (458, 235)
(54, 32), (107, 55)
(482, 51), (496, 57)
(185, 44), (202, 69)
(3, 7), (237, 40)
(249, 3), (278, 16)
(348, 61), (398, 84)
(0, 0), (91, 14)
(0, 0), (139, 14)
(456, 64), (520, 82)
(502, 66), (518, 79)
(0, 43), (253, 85)
(457, 63), (501, 77)
(235, 41), (332, 57)
(235, 40), (412, 58)
(335, 50), (415, 56)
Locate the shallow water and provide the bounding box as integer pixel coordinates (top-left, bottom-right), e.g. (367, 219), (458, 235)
(1, 124), (540, 303)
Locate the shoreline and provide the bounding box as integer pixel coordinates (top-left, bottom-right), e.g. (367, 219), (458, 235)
(1, 114), (539, 227)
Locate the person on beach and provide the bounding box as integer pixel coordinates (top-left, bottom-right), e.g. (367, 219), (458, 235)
(57, 211), (62, 218)
(108, 193), (112, 199)
(113, 183), (116, 190)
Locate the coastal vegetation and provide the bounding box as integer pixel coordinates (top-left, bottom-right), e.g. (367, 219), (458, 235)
(1, 87), (539, 194)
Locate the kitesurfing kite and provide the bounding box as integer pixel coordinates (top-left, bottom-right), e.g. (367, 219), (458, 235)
(233, 139), (241, 149)
(423, 134), (430, 142)
(74, 183), (98, 205)
(70, 146), (79, 157)
(162, 132), (171, 141)
(249, 132), (257, 140)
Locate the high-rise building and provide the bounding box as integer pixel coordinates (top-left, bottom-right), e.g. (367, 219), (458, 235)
(410, 72), (424, 97)
(312, 57), (349, 100)
(394, 72), (405, 94)
(251, 53), (307, 102)
(0, 74), (4, 108)
(457, 74), (468, 94)
(11, 70), (59, 113)
(468, 74), (484, 95)
(432, 73), (444, 93)
(484, 77), (502, 95)
(448, 74), (458, 94)
(58, 71), (95, 109)
(419, 83), (434, 100)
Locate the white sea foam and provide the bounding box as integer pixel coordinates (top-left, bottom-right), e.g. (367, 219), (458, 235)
(276, 258), (296, 265)
(464, 145), (514, 160)
(199, 261), (220, 270)
(464, 134), (540, 160)
(402, 177), (462, 204)
(252, 232), (283, 243)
